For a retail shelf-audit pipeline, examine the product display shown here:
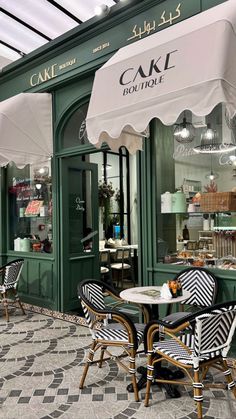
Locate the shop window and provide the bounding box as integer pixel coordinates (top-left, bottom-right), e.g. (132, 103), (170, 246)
(8, 161), (53, 253)
(61, 103), (89, 149)
(155, 105), (236, 270)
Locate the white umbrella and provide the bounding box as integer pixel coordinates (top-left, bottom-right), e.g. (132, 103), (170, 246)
(0, 92), (53, 168)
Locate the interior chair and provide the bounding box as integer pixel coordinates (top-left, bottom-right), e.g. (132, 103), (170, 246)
(99, 250), (113, 287)
(163, 267), (218, 324)
(144, 300), (236, 419)
(0, 258), (25, 322)
(111, 248), (135, 289)
(157, 238), (168, 262)
(78, 278), (151, 401)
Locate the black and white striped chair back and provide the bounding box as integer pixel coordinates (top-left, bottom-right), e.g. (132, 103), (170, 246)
(176, 268), (217, 307)
(80, 282), (105, 329)
(193, 303), (236, 363)
(3, 259), (24, 290)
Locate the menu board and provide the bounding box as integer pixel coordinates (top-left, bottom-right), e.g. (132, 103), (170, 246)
(25, 200), (43, 216)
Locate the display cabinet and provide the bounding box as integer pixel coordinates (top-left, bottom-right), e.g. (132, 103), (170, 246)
(8, 163), (53, 253)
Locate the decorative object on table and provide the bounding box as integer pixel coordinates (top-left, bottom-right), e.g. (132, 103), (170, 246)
(160, 283), (172, 299)
(187, 202), (195, 212)
(167, 280), (182, 298)
(173, 116), (196, 143)
(20, 238), (30, 252)
(172, 190), (186, 213)
(186, 240), (197, 251)
(14, 237), (21, 251)
(39, 205), (48, 217)
(161, 191), (172, 213)
(137, 288), (161, 298)
(203, 213), (210, 231)
(182, 224), (189, 240)
(204, 180), (218, 193)
(201, 191), (236, 212)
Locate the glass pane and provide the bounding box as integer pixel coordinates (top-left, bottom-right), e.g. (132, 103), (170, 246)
(8, 161), (53, 253)
(155, 104), (236, 268)
(68, 168), (93, 254)
(61, 102), (89, 149)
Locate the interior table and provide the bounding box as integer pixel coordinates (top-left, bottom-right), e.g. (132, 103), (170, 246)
(120, 285), (191, 397)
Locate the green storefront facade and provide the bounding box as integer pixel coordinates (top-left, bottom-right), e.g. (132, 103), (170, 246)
(0, 0), (235, 319)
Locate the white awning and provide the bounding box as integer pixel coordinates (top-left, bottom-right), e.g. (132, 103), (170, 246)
(86, 0), (236, 154)
(0, 92), (52, 167)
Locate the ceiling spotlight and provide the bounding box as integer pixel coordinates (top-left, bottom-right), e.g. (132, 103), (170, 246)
(173, 117), (195, 143)
(95, 4), (110, 16)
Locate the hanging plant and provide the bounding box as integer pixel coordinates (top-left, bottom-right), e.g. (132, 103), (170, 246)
(98, 181), (115, 229)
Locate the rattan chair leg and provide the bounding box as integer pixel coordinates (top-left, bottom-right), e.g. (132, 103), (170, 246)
(13, 289), (25, 315)
(129, 348), (139, 402)
(222, 358), (236, 398)
(98, 346), (106, 368)
(79, 340), (97, 389)
(193, 369), (203, 419)
(144, 355), (154, 407)
(201, 366), (209, 380)
(2, 293), (9, 322)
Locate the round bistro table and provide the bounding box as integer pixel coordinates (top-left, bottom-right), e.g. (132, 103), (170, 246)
(120, 285), (191, 397)
(120, 285), (191, 318)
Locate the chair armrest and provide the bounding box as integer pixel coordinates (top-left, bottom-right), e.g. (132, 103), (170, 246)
(83, 299), (140, 350)
(143, 318), (191, 353)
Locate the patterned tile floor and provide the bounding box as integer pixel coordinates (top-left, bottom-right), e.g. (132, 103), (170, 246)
(0, 308), (235, 419)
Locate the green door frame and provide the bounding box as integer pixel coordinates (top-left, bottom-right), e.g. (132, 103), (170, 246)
(59, 156), (99, 312)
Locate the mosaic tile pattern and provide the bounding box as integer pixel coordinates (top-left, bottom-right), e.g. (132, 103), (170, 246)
(0, 307), (235, 419)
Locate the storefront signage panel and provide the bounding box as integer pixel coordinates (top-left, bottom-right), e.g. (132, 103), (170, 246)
(29, 59), (77, 87)
(25, 0), (201, 90)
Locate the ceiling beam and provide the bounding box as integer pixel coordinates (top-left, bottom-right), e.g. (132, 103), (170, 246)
(1, 9), (51, 41)
(46, 0), (83, 24)
(0, 40), (25, 56)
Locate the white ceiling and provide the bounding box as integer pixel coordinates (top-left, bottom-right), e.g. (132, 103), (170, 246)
(0, 0), (125, 67)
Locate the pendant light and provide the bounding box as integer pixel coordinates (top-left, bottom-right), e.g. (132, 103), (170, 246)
(194, 123), (236, 154)
(173, 116), (195, 143)
(205, 155), (219, 181)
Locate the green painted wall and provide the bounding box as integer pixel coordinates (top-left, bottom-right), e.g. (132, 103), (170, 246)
(0, 0), (230, 312)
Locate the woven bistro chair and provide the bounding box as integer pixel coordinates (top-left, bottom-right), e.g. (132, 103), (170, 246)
(78, 279), (151, 401)
(99, 250), (113, 287)
(144, 301), (236, 419)
(0, 258), (25, 322)
(163, 267), (218, 323)
(111, 248), (135, 289)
